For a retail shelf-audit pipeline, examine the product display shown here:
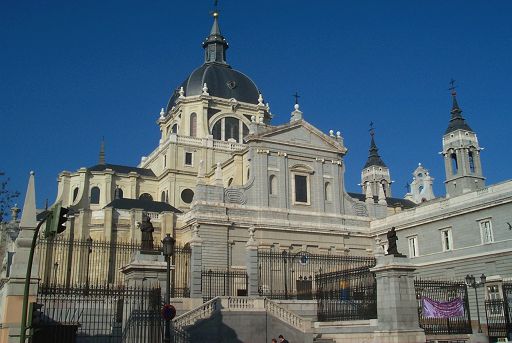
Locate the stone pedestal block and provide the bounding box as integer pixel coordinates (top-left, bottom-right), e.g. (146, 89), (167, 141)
(370, 255), (426, 343)
(120, 251), (171, 291)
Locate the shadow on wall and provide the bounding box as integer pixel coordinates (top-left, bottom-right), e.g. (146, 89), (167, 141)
(187, 311), (244, 343)
(185, 310), (311, 343)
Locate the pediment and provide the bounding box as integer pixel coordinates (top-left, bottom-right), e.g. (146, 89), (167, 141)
(252, 120), (346, 153)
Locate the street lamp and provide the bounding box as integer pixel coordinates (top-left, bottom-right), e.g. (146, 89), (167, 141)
(465, 273), (486, 333)
(162, 234), (175, 343)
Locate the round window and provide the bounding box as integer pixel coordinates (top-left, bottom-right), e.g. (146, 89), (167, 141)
(181, 189), (194, 204)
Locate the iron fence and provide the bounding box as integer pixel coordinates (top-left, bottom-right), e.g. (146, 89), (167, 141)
(34, 283), (163, 343)
(36, 236), (191, 297)
(201, 269), (248, 301)
(258, 249), (376, 300)
(485, 281), (512, 339)
(414, 279), (472, 335)
(316, 265), (377, 321)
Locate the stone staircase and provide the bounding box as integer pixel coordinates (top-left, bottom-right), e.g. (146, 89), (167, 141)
(172, 296), (314, 343)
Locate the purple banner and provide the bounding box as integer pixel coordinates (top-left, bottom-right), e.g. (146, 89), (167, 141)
(422, 297), (464, 318)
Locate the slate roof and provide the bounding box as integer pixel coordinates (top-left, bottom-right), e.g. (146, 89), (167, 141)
(363, 135), (387, 169)
(88, 164), (156, 177)
(105, 198), (182, 213)
(348, 192), (416, 209)
(445, 92), (473, 134)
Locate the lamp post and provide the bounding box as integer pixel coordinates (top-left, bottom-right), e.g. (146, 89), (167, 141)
(162, 234), (175, 343)
(465, 273), (486, 333)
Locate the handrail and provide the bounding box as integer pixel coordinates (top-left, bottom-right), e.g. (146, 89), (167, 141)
(173, 296), (221, 330)
(264, 298), (312, 332)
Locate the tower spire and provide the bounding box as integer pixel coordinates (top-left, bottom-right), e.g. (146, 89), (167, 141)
(203, 5), (229, 64)
(364, 124), (387, 169)
(445, 80), (472, 134)
(99, 137), (105, 165)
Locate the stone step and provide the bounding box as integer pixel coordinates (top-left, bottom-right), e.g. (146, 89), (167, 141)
(313, 336), (335, 343)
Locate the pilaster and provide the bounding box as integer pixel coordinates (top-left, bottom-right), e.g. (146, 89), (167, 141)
(245, 227), (259, 296)
(189, 225), (203, 299)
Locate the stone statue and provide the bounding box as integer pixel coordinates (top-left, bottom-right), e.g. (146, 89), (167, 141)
(386, 227), (405, 257)
(139, 214), (154, 251)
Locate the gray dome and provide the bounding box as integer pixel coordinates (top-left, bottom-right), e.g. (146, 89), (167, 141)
(166, 63), (260, 112)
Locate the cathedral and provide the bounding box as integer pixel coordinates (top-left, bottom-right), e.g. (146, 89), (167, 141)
(50, 10), (511, 273)
(1, 7), (511, 343)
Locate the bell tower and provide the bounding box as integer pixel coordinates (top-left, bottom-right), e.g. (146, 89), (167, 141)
(361, 126), (392, 202)
(442, 83), (485, 197)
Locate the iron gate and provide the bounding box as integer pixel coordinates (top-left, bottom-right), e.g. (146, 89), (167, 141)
(201, 269), (248, 301)
(33, 283), (162, 343)
(485, 281), (512, 339)
(316, 264), (377, 321)
(414, 279), (472, 335)
(258, 249), (376, 300)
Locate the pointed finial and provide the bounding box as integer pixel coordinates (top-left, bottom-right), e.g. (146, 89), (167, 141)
(369, 122), (375, 137)
(159, 108), (165, 119)
(20, 171), (37, 229)
(258, 93), (264, 106)
(99, 137), (105, 165)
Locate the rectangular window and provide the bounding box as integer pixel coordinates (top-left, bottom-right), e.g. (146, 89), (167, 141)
(163, 155), (167, 168)
(441, 228), (453, 251)
(294, 174), (308, 203)
(480, 219), (493, 244)
(185, 152), (193, 166)
(408, 236), (419, 258)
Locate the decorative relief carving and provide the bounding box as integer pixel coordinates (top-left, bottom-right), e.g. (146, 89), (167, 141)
(225, 188), (247, 205)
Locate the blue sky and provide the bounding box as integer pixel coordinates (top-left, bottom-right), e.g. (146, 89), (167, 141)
(2, 1), (512, 210)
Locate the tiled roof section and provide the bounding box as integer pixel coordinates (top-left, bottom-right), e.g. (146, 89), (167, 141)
(105, 198), (182, 213)
(88, 164), (156, 177)
(445, 92), (473, 134)
(347, 192), (417, 209)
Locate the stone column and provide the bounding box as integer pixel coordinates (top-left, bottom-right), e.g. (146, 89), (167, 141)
(246, 227), (259, 296)
(189, 225), (203, 299)
(370, 255), (426, 343)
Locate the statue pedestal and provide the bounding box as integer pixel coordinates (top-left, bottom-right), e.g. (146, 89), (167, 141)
(370, 255), (426, 343)
(120, 251), (173, 290)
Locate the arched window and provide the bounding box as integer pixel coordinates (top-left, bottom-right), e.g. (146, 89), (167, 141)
(225, 117), (239, 142)
(450, 153), (458, 174)
(171, 124), (178, 134)
(324, 182), (332, 201)
(114, 187), (123, 199)
(90, 187), (100, 204)
(381, 181), (388, 197)
(418, 185), (424, 194)
(139, 193), (153, 201)
(181, 189), (194, 204)
(161, 191), (166, 202)
(189, 113), (197, 137)
(212, 121), (221, 140)
(72, 187), (79, 202)
(210, 117), (249, 143)
(269, 175), (277, 195)
(469, 151), (475, 173)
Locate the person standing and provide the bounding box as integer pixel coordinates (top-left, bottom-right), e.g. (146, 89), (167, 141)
(278, 334), (289, 343)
